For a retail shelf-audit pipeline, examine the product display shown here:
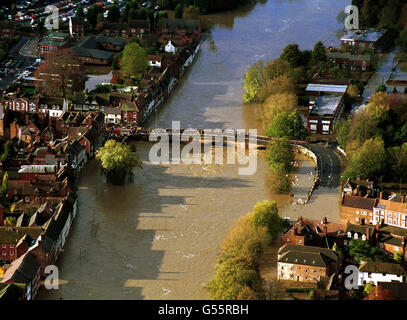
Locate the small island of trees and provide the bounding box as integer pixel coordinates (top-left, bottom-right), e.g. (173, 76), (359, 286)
(96, 140), (143, 185)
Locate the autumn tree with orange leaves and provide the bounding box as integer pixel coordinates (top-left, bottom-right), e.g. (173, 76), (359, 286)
(34, 48), (85, 97)
(364, 285), (396, 300)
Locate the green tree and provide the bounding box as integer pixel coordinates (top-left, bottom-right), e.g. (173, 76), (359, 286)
(120, 42), (148, 76)
(311, 41), (327, 66)
(347, 84), (360, 98)
(175, 4), (183, 18)
(183, 5), (199, 19)
(5, 216), (16, 226)
(266, 138), (294, 173)
(251, 200), (283, 239)
(399, 28), (407, 52)
(1, 171), (8, 197)
(266, 110), (306, 140)
(280, 44), (302, 68)
(343, 137), (387, 180)
(388, 143), (407, 182)
(336, 119), (351, 150)
(263, 58), (292, 81)
(349, 239), (389, 264)
(243, 61), (265, 103)
(376, 84), (387, 92)
(76, 5), (85, 21)
(107, 4), (121, 22)
(96, 140), (143, 184)
(1, 141), (16, 163)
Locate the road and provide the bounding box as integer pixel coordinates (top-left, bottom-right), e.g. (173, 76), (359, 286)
(308, 144), (343, 188)
(0, 36), (36, 91)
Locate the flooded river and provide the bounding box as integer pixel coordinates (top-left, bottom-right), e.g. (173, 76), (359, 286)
(40, 0), (348, 300)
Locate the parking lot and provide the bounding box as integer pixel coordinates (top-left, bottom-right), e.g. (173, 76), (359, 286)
(0, 36), (39, 91)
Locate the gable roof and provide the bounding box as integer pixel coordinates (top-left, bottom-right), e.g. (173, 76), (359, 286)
(359, 261), (407, 275)
(278, 250), (332, 268)
(278, 244), (338, 263)
(341, 195), (377, 211)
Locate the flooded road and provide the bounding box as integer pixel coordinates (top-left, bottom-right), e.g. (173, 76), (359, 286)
(40, 0), (347, 300)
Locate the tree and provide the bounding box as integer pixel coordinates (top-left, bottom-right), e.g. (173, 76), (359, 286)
(251, 200), (283, 239)
(120, 42), (148, 76)
(266, 110), (306, 140)
(360, 0), (380, 28)
(183, 5), (199, 20)
(347, 84), (360, 98)
(243, 61), (265, 103)
(388, 143), (407, 182)
(1, 140), (16, 163)
(336, 119), (351, 150)
(175, 4), (183, 18)
(262, 92), (297, 127)
(280, 44), (302, 68)
(400, 27), (407, 52)
(343, 137), (387, 180)
(1, 171), (8, 197)
(5, 216), (16, 226)
(263, 59), (292, 81)
(107, 4), (121, 22)
(311, 41), (327, 66)
(76, 5), (85, 21)
(34, 48), (85, 97)
(376, 84), (387, 92)
(257, 75), (295, 103)
(394, 251), (404, 263)
(87, 4), (104, 25)
(266, 138), (294, 174)
(364, 286), (396, 300)
(349, 239), (389, 264)
(96, 140), (143, 184)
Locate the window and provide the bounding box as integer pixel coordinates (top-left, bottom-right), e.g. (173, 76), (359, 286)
(2, 244), (6, 248)
(10, 244), (14, 248)
(10, 251), (13, 255)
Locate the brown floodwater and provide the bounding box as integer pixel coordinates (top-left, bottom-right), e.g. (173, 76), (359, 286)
(39, 0), (348, 300)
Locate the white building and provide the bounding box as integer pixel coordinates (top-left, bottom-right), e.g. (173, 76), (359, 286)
(165, 41), (177, 54)
(357, 261), (407, 286)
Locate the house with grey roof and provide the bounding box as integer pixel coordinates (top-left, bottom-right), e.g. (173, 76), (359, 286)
(73, 36), (124, 65)
(277, 244), (339, 283)
(357, 261), (407, 286)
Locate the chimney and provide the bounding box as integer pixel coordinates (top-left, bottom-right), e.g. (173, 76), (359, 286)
(356, 175), (360, 181)
(379, 192), (383, 199)
(322, 217), (327, 225)
(298, 216), (303, 226)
